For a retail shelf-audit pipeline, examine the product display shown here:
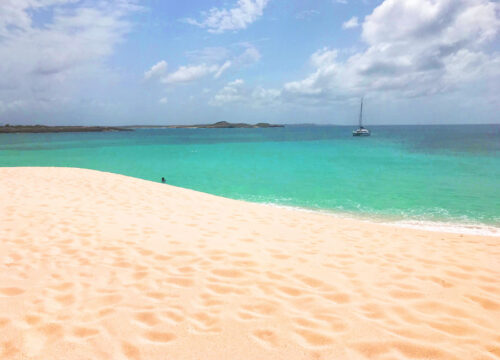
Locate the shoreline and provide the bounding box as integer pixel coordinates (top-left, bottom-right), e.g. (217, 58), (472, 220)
(257, 201), (500, 237)
(4, 165), (498, 237)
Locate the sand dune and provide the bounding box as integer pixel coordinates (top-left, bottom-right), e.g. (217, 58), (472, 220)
(0, 167), (499, 359)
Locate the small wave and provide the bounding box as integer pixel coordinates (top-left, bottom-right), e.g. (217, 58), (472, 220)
(387, 220), (500, 237)
(251, 200), (500, 237)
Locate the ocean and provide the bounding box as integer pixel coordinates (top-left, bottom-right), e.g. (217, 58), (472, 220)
(1, 125), (499, 234)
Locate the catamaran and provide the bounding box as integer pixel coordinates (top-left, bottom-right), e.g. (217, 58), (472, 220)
(352, 98), (370, 136)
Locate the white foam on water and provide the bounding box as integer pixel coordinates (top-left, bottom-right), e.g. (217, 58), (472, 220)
(257, 201), (500, 237)
(387, 220), (500, 237)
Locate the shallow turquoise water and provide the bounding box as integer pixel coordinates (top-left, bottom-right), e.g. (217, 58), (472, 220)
(1, 125), (499, 228)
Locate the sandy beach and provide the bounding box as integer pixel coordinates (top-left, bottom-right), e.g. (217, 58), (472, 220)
(0, 167), (499, 359)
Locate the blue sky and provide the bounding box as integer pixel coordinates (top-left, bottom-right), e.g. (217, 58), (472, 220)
(0, 0), (499, 125)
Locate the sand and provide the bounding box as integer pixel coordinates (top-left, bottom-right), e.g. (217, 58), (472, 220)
(0, 167), (499, 359)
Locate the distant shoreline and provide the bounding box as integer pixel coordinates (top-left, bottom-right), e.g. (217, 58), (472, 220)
(2, 123), (497, 133)
(0, 125), (131, 134)
(126, 121), (284, 129)
(0, 122), (285, 133)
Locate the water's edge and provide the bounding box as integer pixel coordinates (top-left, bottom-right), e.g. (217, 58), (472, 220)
(3, 165), (499, 236)
(2, 125), (499, 232)
(256, 201), (500, 237)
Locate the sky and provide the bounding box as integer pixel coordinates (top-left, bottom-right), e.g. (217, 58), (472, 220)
(0, 0), (499, 126)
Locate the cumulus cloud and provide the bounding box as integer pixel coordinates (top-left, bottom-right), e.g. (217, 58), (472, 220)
(281, 0), (500, 104)
(185, 0), (270, 33)
(161, 64), (219, 84)
(342, 16), (359, 29)
(0, 0), (140, 115)
(0, 0), (82, 36)
(209, 0), (499, 111)
(362, 0), (498, 46)
(157, 62), (232, 84)
(144, 60), (167, 80)
(235, 45), (262, 65)
(210, 79), (246, 105)
(210, 79), (280, 106)
(146, 44), (261, 86)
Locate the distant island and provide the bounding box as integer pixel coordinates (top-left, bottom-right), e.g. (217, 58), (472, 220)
(128, 121), (285, 129)
(0, 125), (132, 133)
(0, 122), (285, 133)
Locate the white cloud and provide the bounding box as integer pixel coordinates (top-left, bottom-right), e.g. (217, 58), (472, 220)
(161, 64), (218, 84)
(144, 60), (167, 80)
(310, 47), (338, 68)
(158, 61), (233, 84)
(0, 0), (82, 36)
(214, 61), (232, 79)
(185, 44), (261, 66)
(146, 44), (260, 86)
(251, 87), (281, 106)
(362, 0), (498, 46)
(235, 45), (262, 65)
(342, 16), (359, 29)
(185, 0), (270, 33)
(0, 0), (140, 115)
(280, 0), (500, 104)
(210, 79), (280, 106)
(159, 97), (168, 104)
(210, 79), (246, 105)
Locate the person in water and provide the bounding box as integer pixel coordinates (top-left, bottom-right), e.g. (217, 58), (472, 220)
(161, 177), (166, 183)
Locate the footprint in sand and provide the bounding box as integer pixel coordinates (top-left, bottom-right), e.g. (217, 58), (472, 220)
(0, 287), (25, 296)
(143, 330), (176, 343)
(323, 292), (351, 304)
(134, 312), (160, 327)
(294, 328), (334, 347)
(0, 318), (10, 327)
(73, 326), (100, 338)
(252, 329), (279, 347)
(122, 341), (141, 360)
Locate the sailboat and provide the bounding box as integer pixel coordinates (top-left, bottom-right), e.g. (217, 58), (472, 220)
(352, 97), (370, 136)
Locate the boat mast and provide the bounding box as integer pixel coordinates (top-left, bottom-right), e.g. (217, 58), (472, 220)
(359, 97), (363, 128)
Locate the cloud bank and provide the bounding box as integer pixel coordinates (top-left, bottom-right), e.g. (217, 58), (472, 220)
(289, 0), (499, 103)
(0, 0), (140, 117)
(218, 0), (499, 109)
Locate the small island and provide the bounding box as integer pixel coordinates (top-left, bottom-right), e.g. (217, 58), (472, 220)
(163, 121), (284, 129)
(0, 125), (132, 133)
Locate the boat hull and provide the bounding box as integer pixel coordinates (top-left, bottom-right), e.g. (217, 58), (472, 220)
(352, 129), (370, 136)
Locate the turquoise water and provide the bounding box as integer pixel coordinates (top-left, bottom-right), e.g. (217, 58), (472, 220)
(1, 125), (499, 229)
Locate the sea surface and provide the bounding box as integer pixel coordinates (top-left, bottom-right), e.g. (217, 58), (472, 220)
(1, 125), (499, 234)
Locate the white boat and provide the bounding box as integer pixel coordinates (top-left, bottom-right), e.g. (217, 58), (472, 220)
(352, 98), (370, 136)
